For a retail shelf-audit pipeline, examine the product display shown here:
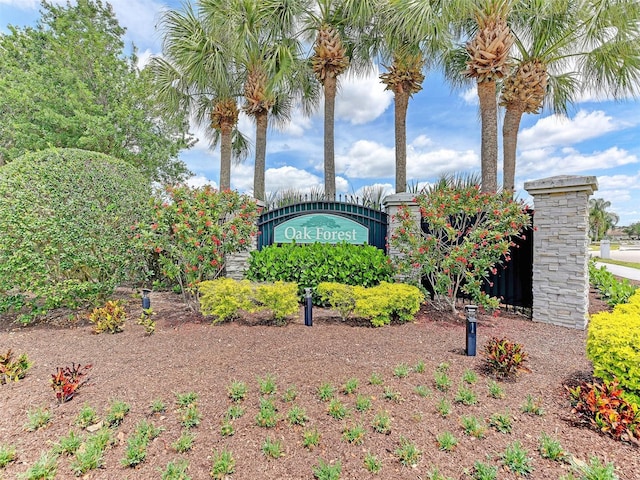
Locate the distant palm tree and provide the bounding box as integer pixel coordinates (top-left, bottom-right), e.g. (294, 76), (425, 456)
(150, 2), (248, 191)
(500, 0), (640, 192)
(300, 0), (378, 199)
(589, 198), (619, 241)
(377, 0), (452, 193)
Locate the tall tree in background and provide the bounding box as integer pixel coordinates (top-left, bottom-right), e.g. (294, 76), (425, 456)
(500, 0), (640, 192)
(151, 1), (248, 191)
(380, 0), (452, 193)
(589, 198), (619, 241)
(461, 0), (514, 193)
(301, 0), (378, 199)
(0, 0), (191, 183)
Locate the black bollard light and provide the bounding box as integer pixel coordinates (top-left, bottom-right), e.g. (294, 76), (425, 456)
(465, 305), (478, 356)
(142, 289), (151, 310)
(304, 287), (313, 327)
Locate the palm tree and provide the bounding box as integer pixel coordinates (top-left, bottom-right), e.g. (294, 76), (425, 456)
(461, 0), (514, 193)
(379, 0), (453, 193)
(589, 198), (619, 241)
(150, 1), (247, 191)
(300, 0), (378, 199)
(500, 0), (640, 192)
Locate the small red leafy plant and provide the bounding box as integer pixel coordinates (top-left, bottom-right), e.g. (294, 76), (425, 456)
(0, 349), (32, 384)
(51, 363), (92, 403)
(567, 379), (640, 445)
(482, 336), (529, 380)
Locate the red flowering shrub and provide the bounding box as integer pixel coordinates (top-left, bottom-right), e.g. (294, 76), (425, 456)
(134, 185), (259, 308)
(390, 180), (530, 312)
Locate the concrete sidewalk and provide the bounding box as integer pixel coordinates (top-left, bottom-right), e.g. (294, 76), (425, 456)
(591, 248), (640, 281)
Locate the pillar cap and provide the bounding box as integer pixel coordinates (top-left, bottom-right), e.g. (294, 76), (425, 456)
(524, 175), (598, 195)
(382, 193), (417, 207)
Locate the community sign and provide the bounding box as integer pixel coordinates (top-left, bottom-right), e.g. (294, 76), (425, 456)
(273, 214), (369, 245)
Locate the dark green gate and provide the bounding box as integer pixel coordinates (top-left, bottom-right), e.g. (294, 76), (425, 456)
(258, 199), (388, 251)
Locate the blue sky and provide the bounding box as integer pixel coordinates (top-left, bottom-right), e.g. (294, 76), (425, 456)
(3, 0), (640, 226)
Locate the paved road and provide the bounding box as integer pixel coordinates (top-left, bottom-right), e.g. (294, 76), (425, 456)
(591, 248), (640, 281)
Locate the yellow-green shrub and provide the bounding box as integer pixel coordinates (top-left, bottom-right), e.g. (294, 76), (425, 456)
(253, 281), (299, 325)
(587, 290), (640, 405)
(320, 281), (424, 327)
(199, 278), (299, 325)
(199, 278), (253, 323)
(89, 300), (126, 334)
(317, 283), (356, 320)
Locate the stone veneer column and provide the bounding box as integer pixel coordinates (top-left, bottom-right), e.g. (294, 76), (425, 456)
(383, 193), (421, 282)
(225, 199), (264, 280)
(524, 175), (598, 329)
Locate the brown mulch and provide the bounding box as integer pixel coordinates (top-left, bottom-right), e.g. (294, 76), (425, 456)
(0, 287), (638, 480)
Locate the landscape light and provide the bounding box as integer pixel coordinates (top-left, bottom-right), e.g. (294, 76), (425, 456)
(142, 289), (151, 310)
(304, 288), (313, 327)
(465, 305), (478, 356)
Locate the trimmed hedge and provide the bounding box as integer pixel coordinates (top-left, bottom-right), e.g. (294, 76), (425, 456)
(587, 290), (640, 405)
(246, 243), (393, 300)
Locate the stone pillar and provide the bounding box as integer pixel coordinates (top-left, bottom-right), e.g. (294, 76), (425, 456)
(383, 193), (421, 282)
(524, 175), (598, 329)
(225, 199), (264, 280)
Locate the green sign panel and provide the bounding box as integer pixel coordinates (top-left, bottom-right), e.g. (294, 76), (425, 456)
(274, 214), (368, 244)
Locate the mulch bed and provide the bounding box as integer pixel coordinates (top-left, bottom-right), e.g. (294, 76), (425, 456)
(0, 287), (638, 479)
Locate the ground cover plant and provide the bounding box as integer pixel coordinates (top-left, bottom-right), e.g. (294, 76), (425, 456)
(0, 288), (637, 478)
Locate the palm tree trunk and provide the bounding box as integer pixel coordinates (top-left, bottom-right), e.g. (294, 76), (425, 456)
(253, 110), (268, 201)
(395, 90), (410, 193)
(478, 80), (498, 193)
(323, 74), (337, 200)
(219, 126), (232, 191)
(502, 106), (523, 193)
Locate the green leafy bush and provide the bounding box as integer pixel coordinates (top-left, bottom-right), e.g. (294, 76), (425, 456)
(0, 148), (150, 320)
(318, 281), (424, 326)
(589, 261), (637, 306)
(587, 290), (640, 405)
(246, 242), (393, 300)
(133, 185), (259, 307)
(199, 278), (299, 324)
(390, 180), (531, 312)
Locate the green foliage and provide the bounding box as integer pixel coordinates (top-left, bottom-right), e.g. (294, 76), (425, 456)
(487, 380), (506, 399)
(364, 451), (382, 473)
(51, 364), (92, 404)
(24, 408), (52, 432)
(463, 369), (478, 384)
(470, 461), (498, 480)
(161, 459), (191, 480)
(262, 436), (284, 458)
(199, 278), (298, 324)
(137, 308), (156, 335)
(220, 421), (234, 436)
(521, 394), (544, 415)
(0, 149), (150, 319)
(255, 397), (278, 427)
(434, 371), (452, 392)
(393, 363), (411, 378)
(75, 404), (99, 429)
(436, 431), (458, 452)
(88, 300), (126, 334)
(18, 451), (58, 480)
(313, 459), (341, 480)
(436, 397), (452, 417)
(135, 185), (259, 307)
(353, 282), (424, 326)
(460, 415), (486, 438)
(71, 427), (112, 475)
(302, 428), (321, 450)
(483, 337), (529, 380)
(282, 385), (298, 402)
(587, 290), (640, 404)
(564, 456), (619, 480)
(317, 282), (356, 320)
(247, 242), (394, 299)
(258, 373), (277, 395)
(395, 436), (421, 466)
(286, 405), (308, 426)
(175, 392), (198, 408)
(500, 441), (533, 476)
(414, 385), (432, 397)
(489, 411), (513, 433)
(210, 449), (235, 479)
(372, 411), (391, 434)
(538, 433), (567, 461)
(342, 423), (366, 444)
(414, 360), (426, 373)
(317, 382), (336, 401)
(589, 261), (637, 306)
(225, 405), (245, 420)
(53, 431), (82, 456)
(341, 377), (359, 395)
(104, 400), (130, 428)
(355, 394), (373, 411)
(568, 379), (640, 443)
(455, 385), (478, 405)
(369, 372), (384, 385)
(227, 380), (248, 402)
(391, 182), (530, 312)
(383, 387), (402, 403)
(327, 398), (348, 419)
(0, 1), (191, 181)
(121, 420), (163, 467)
(0, 444), (17, 468)
(0, 349), (32, 384)
(150, 399), (167, 414)
(172, 431), (195, 453)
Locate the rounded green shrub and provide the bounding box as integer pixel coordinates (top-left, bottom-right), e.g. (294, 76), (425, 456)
(0, 148), (150, 317)
(246, 242), (393, 301)
(587, 290), (640, 405)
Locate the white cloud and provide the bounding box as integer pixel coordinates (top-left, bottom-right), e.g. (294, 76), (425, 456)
(519, 110), (627, 149)
(338, 140), (395, 178)
(519, 146), (637, 176)
(107, 0), (168, 52)
(186, 175), (217, 189)
(265, 166), (323, 193)
(460, 87), (477, 105)
(0, 0), (47, 8)
(335, 70), (393, 125)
